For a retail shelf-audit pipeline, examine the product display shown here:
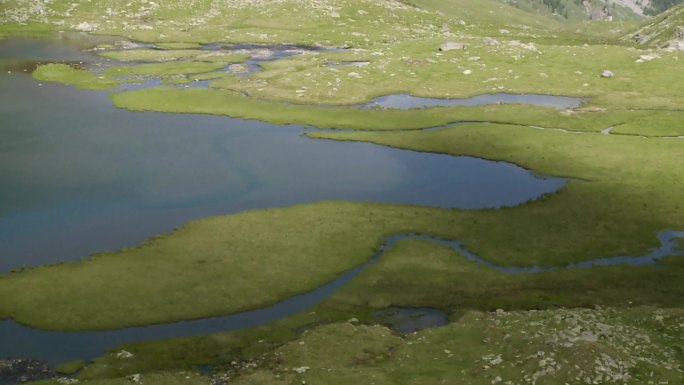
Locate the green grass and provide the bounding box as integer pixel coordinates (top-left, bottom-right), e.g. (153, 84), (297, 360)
(98, 49), (207, 62)
(32, 63), (118, 90)
(30, 306), (684, 385)
(228, 307), (683, 385)
(104, 61), (226, 77)
(56, 360), (86, 375)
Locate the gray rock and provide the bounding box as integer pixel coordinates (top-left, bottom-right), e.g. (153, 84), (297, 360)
(439, 41), (466, 52)
(670, 40), (684, 51)
(676, 26), (684, 39)
(484, 37), (500, 46)
(600, 70), (614, 78)
(0, 359), (55, 383)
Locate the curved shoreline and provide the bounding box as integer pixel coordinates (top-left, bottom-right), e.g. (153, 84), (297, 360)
(2, 229), (682, 363)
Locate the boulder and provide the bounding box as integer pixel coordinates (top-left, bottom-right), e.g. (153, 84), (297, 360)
(439, 41), (466, 52)
(73, 22), (95, 32)
(600, 70), (614, 78)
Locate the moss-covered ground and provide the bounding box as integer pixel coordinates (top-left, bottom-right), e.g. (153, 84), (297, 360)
(1, 0), (684, 384)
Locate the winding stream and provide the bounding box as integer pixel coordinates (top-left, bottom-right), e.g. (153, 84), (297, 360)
(1, 230), (682, 363)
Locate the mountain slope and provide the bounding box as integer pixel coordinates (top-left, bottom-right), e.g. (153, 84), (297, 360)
(629, 2), (684, 47)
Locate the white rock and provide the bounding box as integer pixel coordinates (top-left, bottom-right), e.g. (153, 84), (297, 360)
(116, 350), (134, 359)
(293, 366), (310, 374)
(73, 22), (95, 32)
(600, 70), (613, 78)
(463, 70), (472, 75)
(439, 42), (467, 52)
(637, 54), (660, 63)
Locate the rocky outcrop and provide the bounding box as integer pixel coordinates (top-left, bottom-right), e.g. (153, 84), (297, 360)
(0, 359), (55, 384)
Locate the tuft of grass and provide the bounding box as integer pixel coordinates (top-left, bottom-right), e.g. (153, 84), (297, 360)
(98, 49), (206, 62)
(56, 360), (86, 375)
(104, 61), (226, 77)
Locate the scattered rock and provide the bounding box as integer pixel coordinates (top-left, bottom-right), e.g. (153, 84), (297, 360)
(636, 53), (660, 63)
(348, 71), (362, 78)
(293, 366), (310, 374)
(484, 37), (499, 46)
(468, 56), (481, 61)
(668, 40), (684, 51)
(600, 70), (613, 78)
(228, 63), (249, 74)
(455, 19), (466, 26)
(0, 359), (55, 384)
(127, 373), (141, 383)
(676, 26), (684, 39)
(439, 41), (466, 52)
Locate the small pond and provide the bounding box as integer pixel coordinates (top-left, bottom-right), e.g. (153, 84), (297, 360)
(362, 93), (584, 110)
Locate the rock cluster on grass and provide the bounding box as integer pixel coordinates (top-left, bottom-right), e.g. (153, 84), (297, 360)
(0, 358), (55, 384)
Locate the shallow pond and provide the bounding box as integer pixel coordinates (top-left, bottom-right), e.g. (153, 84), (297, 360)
(363, 93), (584, 110)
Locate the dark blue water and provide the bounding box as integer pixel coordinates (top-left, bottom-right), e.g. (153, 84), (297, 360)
(374, 307), (449, 333)
(0, 37), (565, 273)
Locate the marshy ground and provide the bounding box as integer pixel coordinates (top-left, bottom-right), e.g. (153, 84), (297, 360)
(1, 0), (684, 384)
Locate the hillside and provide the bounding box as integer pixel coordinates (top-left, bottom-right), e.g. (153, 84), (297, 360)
(502, 0), (642, 21)
(0, 0), (564, 45)
(629, 1), (684, 47)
